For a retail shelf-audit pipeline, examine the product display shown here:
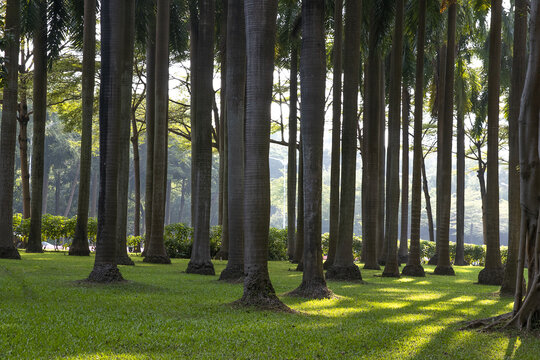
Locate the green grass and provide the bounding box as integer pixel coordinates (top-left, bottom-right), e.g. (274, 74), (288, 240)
(1, 253), (539, 359)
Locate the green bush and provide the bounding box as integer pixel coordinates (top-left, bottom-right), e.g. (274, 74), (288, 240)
(268, 227), (288, 260)
(163, 222), (193, 258)
(210, 225), (222, 257)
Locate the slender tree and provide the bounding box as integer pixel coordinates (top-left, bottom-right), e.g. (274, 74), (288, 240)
(382, 0), (404, 278)
(145, 0), (172, 264)
(398, 86), (410, 263)
(219, 0), (246, 282)
(326, 0), (362, 281)
(402, 0), (426, 277)
(455, 57), (467, 266)
(26, 0), (48, 253)
(236, 0), (289, 310)
(325, 0), (342, 270)
(287, 0), (332, 298)
(187, 0), (216, 274)
(0, 0), (21, 259)
(294, 140), (304, 268)
(501, 0), (527, 295)
(87, 0), (127, 282)
(479, 0), (503, 285)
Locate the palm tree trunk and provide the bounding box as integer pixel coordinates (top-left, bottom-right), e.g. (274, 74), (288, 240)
(219, 0), (246, 282)
(237, 0), (288, 311)
(88, 0), (127, 282)
(89, 163), (98, 218)
(455, 103), (467, 266)
(27, 1), (48, 253)
(433, 3), (456, 276)
(398, 86), (410, 263)
(287, 0), (332, 299)
(145, 0), (172, 265)
(70, 0), (96, 256)
(42, 164), (51, 214)
(382, 0), (404, 278)
(187, 0), (215, 274)
(179, 178), (187, 223)
(131, 115), (141, 238)
(18, 97), (31, 219)
(294, 140), (304, 268)
(64, 164), (80, 217)
(501, 0), (527, 295)
(325, 0), (342, 270)
(402, 0), (426, 277)
(377, 59), (386, 264)
(327, 0), (362, 281)
(0, 0), (21, 259)
(422, 158), (435, 243)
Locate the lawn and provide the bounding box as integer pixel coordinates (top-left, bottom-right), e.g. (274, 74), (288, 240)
(1, 253), (539, 359)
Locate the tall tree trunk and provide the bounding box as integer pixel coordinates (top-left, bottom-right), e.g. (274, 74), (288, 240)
(27, 1), (48, 253)
(64, 164), (80, 217)
(422, 159), (435, 243)
(398, 86), (410, 263)
(179, 178), (187, 223)
(165, 178), (172, 225)
(362, 11), (381, 270)
(402, 0), (426, 277)
(187, 0), (215, 274)
(219, 0), (246, 282)
(89, 163), (98, 218)
(327, 0), (362, 281)
(294, 140), (304, 267)
(288, 0), (332, 299)
(143, 2), (157, 257)
(42, 163), (51, 214)
(18, 97), (31, 219)
(116, 0), (136, 266)
(434, 3), (456, 276)
(0, 0), (21, 259)
(501, 0), (527, 295)
(55, 172), (61, 215)
(479, 0), (503, 284)
(237, 0), (288, 310)
(382, 0), (404, 278)
(455, 97), (467, 266)
(377, 59), (386, 263)
(325, 0), (342, 270)
(145, 0), (172, 265)
(131, 116), (141, 238)
(87, 0), (127, 282)
(217, 0), (228, 234)
(70, 0), (96, 256)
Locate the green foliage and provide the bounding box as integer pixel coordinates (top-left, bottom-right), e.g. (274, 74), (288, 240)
(163, 222), (194, 258)
(418, 240), (507, 266)
(268, 227), (288, 261)
(321, 233), (362, 260)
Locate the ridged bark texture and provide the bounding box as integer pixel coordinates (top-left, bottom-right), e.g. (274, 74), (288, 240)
(398, 86), (410, 263)
(287, 38), (298, 262)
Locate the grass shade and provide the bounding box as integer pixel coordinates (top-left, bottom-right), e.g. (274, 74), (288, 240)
(1, 252), (539, 359)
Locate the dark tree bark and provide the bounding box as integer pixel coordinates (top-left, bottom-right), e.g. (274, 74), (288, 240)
(422, 159), (435, 243)
(398, 86), (410, 263)
(294, 140), (304, 268)
(70, 0), (96, 257)
(235, 0), (289, 311)
(433, 4), (456, 276)
(143, 2), (156, 257)
(18, 78), (31, 220)
(145, 0), (172, 265)
(325, 0), (342, 270)
(377, 60), (386, 264)
(382, 0), (404, 278)
(89, 163), (98, 218)
(116, 0), (136, 266)
(87, 0), (127, 282)
(287, 0), (332, 299)
(0, 0), (21, 259)
(27, 1), (48, 253)
(326, 0), (363, 281)
(402, 0), (426, 277)
(455, 94), (467, 266)
(179, 178), (187, 223)
(64, 164), (80, 218)
(219, 0), (245, 282)
(42, 163), (50, 214)
(501, 0), (527, 295)
(131, 113), (142, 240)
(479, 0), (503, 285)
(187, 0), (216, 274)
(218, 0), (228, 229)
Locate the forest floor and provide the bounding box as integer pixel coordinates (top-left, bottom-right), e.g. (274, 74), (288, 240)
(1, 252), (539, 359)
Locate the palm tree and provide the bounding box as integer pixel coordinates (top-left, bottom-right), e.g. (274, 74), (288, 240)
(294, 140), (304, 267)
(325, 0), (342, 270)
(433, 3), (456, 276)
(326, 0), (362, 281)
(145, 0), (172, 265)
(382, 0), (404, 278)
(187, 0), (215, 275)
(501, 0), (527, 295)
(219, 0), (246, 282)
(287, 0), (332, 299)
(87, 0), (126, 282)
(26, 0), (48, 254)
(402, 0), (426, 277)
(236, 0), (288, 310)
(478, 0), (503, 285)
(0, 0), (21, 260)
(116, 0), (136, 266)
(70, 0), (95, 257)
(398, 85), (410, 263)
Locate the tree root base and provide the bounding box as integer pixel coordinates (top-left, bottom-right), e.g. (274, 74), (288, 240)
(285, 278), (334, 300)
(232, 270), (294, 312)
(382, 267), (401, 278)
(86, 264), (125, 283)
(433, 265), (455, 276)
(326, 264), (363, 282)
(116, 256), (135, 266)
(0, 247), (21, 259)
(399, 254), (409, 264)
(214, 250), (228, 261)
(295, 262), (303, 272)
(68, 247), (90, 256)
(25, 246), (43, 254)
(454, 259), (469, 266)
(219, 264), (244, 282)
(363, 263), (381, 270)
(402, 264), (426, 277)
(427, 253), (438, 265)
(143, 255), (171, 264)
(477, 267), (504, 285)
(186, 261), (215, 275)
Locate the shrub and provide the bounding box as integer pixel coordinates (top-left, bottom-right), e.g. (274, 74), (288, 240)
(163, 222), (193, 258)
(268, 227), (288, 260)
(210, 225), (222, 257)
